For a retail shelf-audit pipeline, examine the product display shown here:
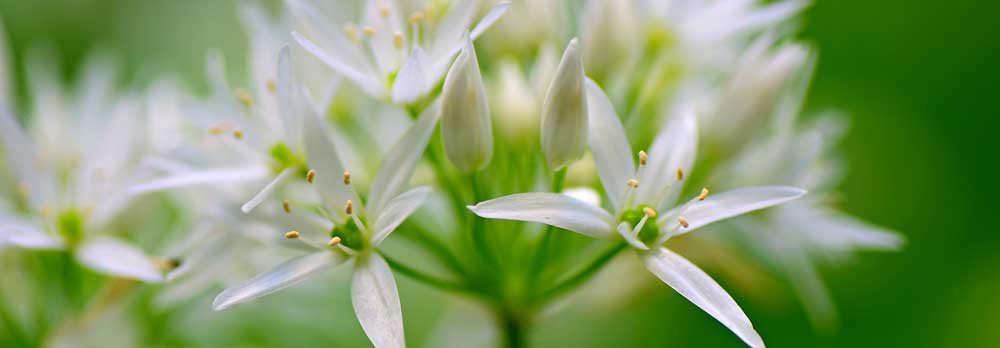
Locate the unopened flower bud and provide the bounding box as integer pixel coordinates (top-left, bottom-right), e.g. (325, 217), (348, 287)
(541, 38), (588, 170)
(440, 33), (493, 173)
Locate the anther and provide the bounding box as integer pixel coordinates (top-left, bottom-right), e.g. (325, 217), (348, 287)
(328, 236), (342, 246)
(306, 169), (316, 183)
(282, 199), (291, 213)
(285, 231), (301, 239)
(639, 151), (647, 166)
(344, 24), (359, 43)
(409, 11), (424, 24)
(380, 5), (390, 18)
(232, 129), (243, 140)
(676, 167), (684, 181)
(208, 126), (224, 135)
(235, 89), (254, 106)
(393, 31), (404, 49)
(698, 188), (709, 201)
(345, 200), (353, 215)
(626, 179), (639, 188)
(363, 26), (376, 37)
(343, 171), (352, 185)
(643, 207), (657, 218)
(677, 216), (690, 228)
(267, 79), (276, 93)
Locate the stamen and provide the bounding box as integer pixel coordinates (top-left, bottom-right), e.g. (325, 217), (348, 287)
(267, 79), (276, 93)
(380, 4), (390, 18)
(639, 150), (647, 166)
(306, 169), (316, 183)
(626, 179), (639, 188)
(285, 231), (301, 239)
(363, 26), (376, 37)
(698, 188), (709, 201)
(232, 129), (243, 140)
(344, 23), (360, 43)
(677, 216), (689, 228)
(235, 89), (254, 106)
(343, 171), (352, 185)
(643, 207), (657, 218)
(393, 31), (404, 49)
(282, 199), (291, 213)
(676, 167), (684, 181)
(208, 126), (225, 135)
(345, 200), (353, 215)
(328, 236), (342, 246)
(409, 11), (424, 24)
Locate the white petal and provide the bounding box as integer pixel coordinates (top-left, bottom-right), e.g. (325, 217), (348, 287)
(429, 1), (510, 79)
(352, 253), (405, 348)
(585, 79), (634, 207)
(468, 192), (615, 239)
(429, 0), (477, 59)
(372, 186), (431, 246)
(661, 186), (806, 234)
(639, 107), (698, 209)
(391, 46), (430, 104)
(293, 32), (384, 98)
(213, 251), (347, 310)
(470, 1), (511, 40)
(276, 45), (302, 148)
(616, 222), (649, 250)
(368, 101), (440, 214)
(303, 105), (363, 219)
(0, 107), (51, 208)
(0, 221), (63, 250)
(75, 237), (164, 283)
(241, 168), (295, 213)
(541, 38), (588, 170)
(640, 247), (764, 348)
(128, 166), (269, 195)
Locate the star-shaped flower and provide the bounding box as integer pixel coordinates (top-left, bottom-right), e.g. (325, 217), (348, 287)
(468, 80), (806, 347)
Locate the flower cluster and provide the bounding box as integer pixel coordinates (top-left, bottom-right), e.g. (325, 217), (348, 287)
(0, 1), (902, 347)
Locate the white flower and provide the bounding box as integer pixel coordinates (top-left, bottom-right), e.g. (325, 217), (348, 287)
(468, 80), (806, 348)
(541, 38), (588, 170)
(440, 34), (493, 173)
(212, 97), (441, 348)
(290, 0), (510, 104)
(0, 55), (164, 282)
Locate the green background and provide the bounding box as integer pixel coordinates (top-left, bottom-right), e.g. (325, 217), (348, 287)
(0, 0), (996, 347)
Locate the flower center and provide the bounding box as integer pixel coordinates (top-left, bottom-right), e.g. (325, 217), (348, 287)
(58, 209), (85, 248)
(620, 205), (660, 244)
(330, 215), (366, 250)
(269, 142), (307, 175)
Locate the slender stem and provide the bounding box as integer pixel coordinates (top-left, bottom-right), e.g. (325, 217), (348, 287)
(377, 251), (482, 299)
(537, 242), (629, 302)
(468, 173), (496, 269)
(500, 309), (528, 348)
(397, 225), (467, 276)
(528, 168), (568, 289)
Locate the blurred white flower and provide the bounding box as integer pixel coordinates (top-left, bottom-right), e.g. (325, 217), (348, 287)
(290, 0), (509, 103)
(212, 98), (440, 348)
(469, 80), (806, 348)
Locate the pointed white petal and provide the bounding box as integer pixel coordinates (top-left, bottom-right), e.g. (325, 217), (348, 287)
(0, 107), (51, 208)
(276, 45), (303, 147)
(391, 47), (430, 104)
(241, 168), (295, 213)
(430, 0), (477, 58)
(303, 105), (363, 219)
(352, 253), (405, 348)
(585, 79), (634, 206)
(641, 247), (764, 348)
(661, 186), (806, 235)
(75, 237), (164, 283)
(470, 1), (511, 40)
(639, 108), (698, 209)
(213, 251), (347, 310)
(368, 101), (440, 214)
(372, 186), (431, 246)
(429, 1), (510, 79)
(617, 222), (649, 250)
(293, 32), (384, 97)
(128, 166), (269, 195)
(541, 38), (588, 170)
(468, 193), (615, 239)
(0, 222), (63, 250)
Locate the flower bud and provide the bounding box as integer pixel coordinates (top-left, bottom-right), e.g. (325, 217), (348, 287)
(440, 34), (493, 173)
(541, 38), (588, 170)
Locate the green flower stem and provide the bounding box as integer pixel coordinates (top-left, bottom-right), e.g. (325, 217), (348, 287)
(499, 308), (528, 348)
(0, 288), (31, 348)
(397, 225), (468, 277)
(467, 173), (497, 272)
(377, 250), (483, 299)
(536, 241), (629, 303)
(528, 168), (568, 290)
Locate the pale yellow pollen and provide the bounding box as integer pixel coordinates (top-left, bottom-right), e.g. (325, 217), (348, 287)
(393, 31), (404, 49)
(698, 188), (709, 201)
(232, 129), (243, 140)
(626, 179), (639, 188)
(343, 171), (352, 185)
(676, 167), (684, 181)
(639, 150), (648, 166)
(643, 207), (657, 218)
(677, 216), (690, 228)
(285, 231), (301, 239)
(282, 199), (291, 213)
(328, 236), (342, 246)
(380, 5), (390, 18)
(363, 26), (376, 37)
(235, 89), (254, 106)
(266, 79), (276, 93)
(208, 126), (225, 135)
(306, 169), (316, 183)
(345, 200), (353, 215)
(344, 24), (360, 43)
(409, 11), (424, 24)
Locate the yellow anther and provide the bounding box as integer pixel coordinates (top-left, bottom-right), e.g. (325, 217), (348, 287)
(306, 169), (316, 183)
(235, 89), (254, 106)
(285, 231), (301, 239)
(698, 188), (709, 201)
(409, 11), (424, 24)
(345, 200), (353, 215)
(266, 79), (276, 93)
(677, 216), (690, 228)
(380, 5), (390, 18)
(328, 236), (342, 246)
(643, 207), (657, 218)
(232, 129), (243, 140)
(363, 26), (376, 37)
(208, 126), (224, 135)
(393, 31), (404, 49)
(343, 171), (352, 185)
(626, 179), (639, 188)
(639, 151), (647, 166)
(676, 167), (684, 181)
(282, 199), (291, 213)
(345, 24), (359, 43)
